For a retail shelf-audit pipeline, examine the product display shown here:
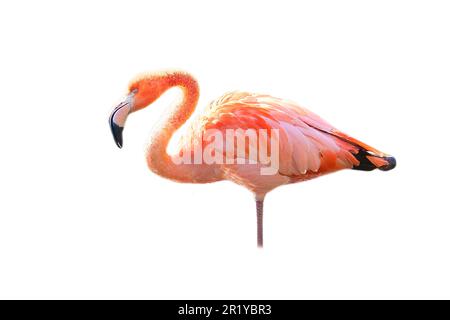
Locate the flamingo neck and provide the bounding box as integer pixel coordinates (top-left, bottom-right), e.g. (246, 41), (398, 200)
(146, 72), (217, 183)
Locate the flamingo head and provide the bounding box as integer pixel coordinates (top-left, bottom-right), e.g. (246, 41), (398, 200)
(109, 74), (170, 148)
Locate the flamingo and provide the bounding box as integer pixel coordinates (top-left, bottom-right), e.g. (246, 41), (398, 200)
(109, 70), (396, 248)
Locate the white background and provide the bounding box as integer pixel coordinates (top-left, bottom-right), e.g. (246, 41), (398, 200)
(1, 0), (449, 299)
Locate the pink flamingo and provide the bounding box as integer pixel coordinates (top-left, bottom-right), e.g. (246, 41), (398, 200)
(109, 70), (396, 248)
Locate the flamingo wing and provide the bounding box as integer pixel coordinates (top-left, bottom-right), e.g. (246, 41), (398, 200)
(194, 91), (377, 176)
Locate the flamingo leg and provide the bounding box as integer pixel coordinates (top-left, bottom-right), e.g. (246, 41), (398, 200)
(256, 199), (264, 248)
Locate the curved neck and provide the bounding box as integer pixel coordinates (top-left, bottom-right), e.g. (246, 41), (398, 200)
(146, 72), (217, 183)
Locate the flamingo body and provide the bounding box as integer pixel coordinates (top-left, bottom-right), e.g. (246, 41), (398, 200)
(179, 91), (394, 196)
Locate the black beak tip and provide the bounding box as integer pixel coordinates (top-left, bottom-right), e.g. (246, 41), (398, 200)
(379, 156), (396, 171)
(110, 122), (124, 149)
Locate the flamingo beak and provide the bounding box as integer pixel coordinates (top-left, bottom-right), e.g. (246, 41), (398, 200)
(109, 93), (135, 148)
